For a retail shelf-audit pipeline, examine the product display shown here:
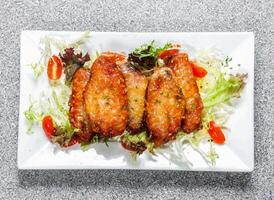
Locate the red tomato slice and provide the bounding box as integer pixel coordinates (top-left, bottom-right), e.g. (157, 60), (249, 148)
(159, 49), (180, 60)
(42, 115), (55, 139)
(47, 55), (63, 80)
(191, 62), (207, 78)
(208, 121), (225, 144)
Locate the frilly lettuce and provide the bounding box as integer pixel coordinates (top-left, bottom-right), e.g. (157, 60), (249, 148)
(203, 73), (245, 108)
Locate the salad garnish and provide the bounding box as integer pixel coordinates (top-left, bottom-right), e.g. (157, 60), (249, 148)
(24, 34), (247, 166)
(121, 131), (154, 154)
(27, 31), (92, 80)
(27, 63), (44, 80)
(59, 48), (90, 85)
(24, 98), (43, 133)
(128, 41), (172, 74)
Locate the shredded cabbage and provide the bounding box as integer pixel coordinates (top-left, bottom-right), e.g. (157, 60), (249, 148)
(34, 84), (71, 124)
(24, 98), (43, 134)
(157, 132), (218, 166)
(27, 31), (92, 79)
(42, 85), (78, 146)
(27, 63), (44, 79)
(206, 141), (219, 165)
(24, 84), (77, 146)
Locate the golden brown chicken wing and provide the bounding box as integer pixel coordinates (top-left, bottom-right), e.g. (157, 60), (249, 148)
(69, 68), (92, 143)
(84, 52), (128, 137)
(118, 63), (148, 133)
(166, 53), (203, 133)
(146, 67), (184, 147)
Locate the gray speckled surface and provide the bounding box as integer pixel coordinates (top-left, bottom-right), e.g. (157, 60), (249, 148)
(0, 0), (273, 199)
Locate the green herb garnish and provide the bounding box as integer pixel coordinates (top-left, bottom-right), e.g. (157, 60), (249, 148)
(132, 41), (171, 59)
(128, 41), (172, 75)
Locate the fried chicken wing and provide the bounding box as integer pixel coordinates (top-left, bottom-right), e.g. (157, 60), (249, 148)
(119, 63), (148, 133)
(84, 52), (128, 137)
(146, 67), (184, 147)
(166, 53), (203, 133)
(69, 68), (92, 142)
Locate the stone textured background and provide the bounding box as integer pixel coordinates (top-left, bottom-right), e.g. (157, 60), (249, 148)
(0, 0), (273, 199)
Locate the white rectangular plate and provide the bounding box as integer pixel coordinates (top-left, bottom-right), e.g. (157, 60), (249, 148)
(18, 31), (254, 171)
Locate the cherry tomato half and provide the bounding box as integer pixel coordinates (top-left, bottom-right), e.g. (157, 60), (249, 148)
(42, 115), (55, 139)
(47, 55), (63, 80)
(208, 121), (225, 144)
(159, 49), (180, 60)
(191, 62), (207, 78)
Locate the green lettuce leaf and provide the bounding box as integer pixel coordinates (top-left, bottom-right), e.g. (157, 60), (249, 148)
(203, 74), (246, 108)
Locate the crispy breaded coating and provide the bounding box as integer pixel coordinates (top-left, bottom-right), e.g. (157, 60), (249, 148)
(166, 53), (203, 133)
(69, 68), (92, 142)
(146, 67), (184, 147)
(84, 52), (128, 137)
(119, 63), (148, 133)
